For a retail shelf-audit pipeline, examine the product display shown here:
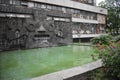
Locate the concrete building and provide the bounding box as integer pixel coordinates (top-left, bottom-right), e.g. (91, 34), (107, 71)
(0, 0), (107, 51)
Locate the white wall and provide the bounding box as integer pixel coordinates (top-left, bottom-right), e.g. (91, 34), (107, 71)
(30, 0), (107, 15)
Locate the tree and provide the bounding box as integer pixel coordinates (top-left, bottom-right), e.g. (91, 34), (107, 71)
(99, 0), (120, 35)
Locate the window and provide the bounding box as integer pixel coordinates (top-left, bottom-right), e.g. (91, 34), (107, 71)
(66, 8), (72, 13)
(62, 7), (67, 13)
(34, 3), (38, 8)
(71, 9), (75, 14)
(28, 2), (34, 7)
(74, 9), (80, 14)
(11, 0), (21, 5)
(80, 15), (83, 19)
(93, 14), (97, 20)
(99, 25), (105, 33)
(57, 6), (62, 11)
(37, 3), (41, 8)
(87, 16), (90, 19)
(41, 4), (46, 9)
(52, 5), (57, 10)
(47, 5), (52, 10)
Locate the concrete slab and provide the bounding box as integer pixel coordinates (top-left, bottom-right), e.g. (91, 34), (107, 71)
(31, 60), (102, 80)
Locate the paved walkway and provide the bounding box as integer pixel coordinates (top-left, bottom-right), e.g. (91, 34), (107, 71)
(31, 60), (102, 80)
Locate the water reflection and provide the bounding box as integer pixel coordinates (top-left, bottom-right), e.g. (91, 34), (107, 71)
(72, 45), (92, 53)
(72, 46), (93, 66)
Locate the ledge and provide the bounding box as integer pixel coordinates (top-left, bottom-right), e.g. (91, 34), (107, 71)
(73, 34), (106, 38)
(72, 18), (99, 24)
(31, 60), (102, 80)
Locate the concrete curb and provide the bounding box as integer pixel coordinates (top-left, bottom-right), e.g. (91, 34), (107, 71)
(31, 60), (102, 80)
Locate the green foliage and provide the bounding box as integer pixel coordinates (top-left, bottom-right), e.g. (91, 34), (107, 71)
(102, 46), (120, 79)
(91, 34), (113, 45)
(91, 34), (120, 79)
(92, 44), (120, 79)
(90, 69), (109, 80)
(99, 0), (120, 35)
(113, 35), (120, 42)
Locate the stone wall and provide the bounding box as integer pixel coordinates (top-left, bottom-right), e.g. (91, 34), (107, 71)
(64, 72), (91, 80)
(0, 4), (72, 51)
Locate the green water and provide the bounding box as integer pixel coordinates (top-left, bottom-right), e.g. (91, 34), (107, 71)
(0, 45), (96, 80)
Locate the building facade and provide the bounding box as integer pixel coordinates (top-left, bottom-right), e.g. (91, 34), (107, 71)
(0, 0), (107, 51)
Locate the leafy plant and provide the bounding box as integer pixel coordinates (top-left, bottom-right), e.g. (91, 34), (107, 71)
(101, 46), (120, 78)
(91, 35), (120, 79)
(90, 68), (109, 80)
(92, 45), (120, 80)
(91, 34), (113, 45)
(113, 35), (120, 43)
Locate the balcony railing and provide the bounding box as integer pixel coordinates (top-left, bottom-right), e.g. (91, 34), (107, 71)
(73, 33), (106, 38)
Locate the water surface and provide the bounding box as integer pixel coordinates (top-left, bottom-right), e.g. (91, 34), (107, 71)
(0, 45), (95, 80)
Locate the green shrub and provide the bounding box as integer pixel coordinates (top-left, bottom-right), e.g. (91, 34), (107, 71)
(92, 45), (120, 80)
(102, 46), (120, 79)
(90, 68), (108, 80)
(91, 34), (113, 45)
(91, 34), (120, 79)
(113, 35), (120, 43)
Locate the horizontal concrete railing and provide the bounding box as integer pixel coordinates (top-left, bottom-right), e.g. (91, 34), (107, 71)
(31, 60), (102, 80)
(72, 18), (99, 24)
(73, 34), (106, 38)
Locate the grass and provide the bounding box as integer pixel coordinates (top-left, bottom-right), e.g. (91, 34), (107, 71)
(0, 45), (97, 80)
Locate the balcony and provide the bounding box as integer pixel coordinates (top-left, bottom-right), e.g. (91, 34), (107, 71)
(72, 18), (98, 24)
(73, 33), (106, 38)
